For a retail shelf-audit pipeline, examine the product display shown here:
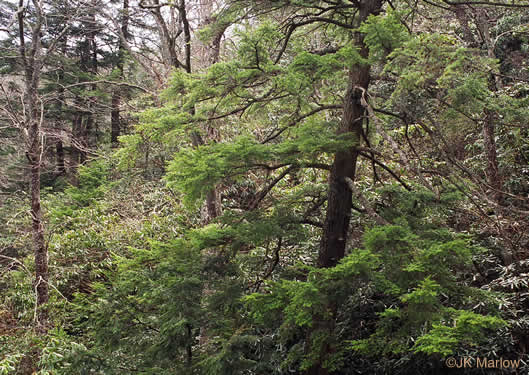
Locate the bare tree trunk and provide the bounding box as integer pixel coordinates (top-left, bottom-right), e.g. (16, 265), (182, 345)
(86, 2), (98, 158)
(56, 140), (66, 176)
(111, 94), (120, 146)
(478, 10), (503, 201)
(18, 0), (50, 334)
(55, 86), (66, 176)
(82, 116), (92, 164)
(56, 43), (67, 176)
(111, 0), (129, 147)
(30, 143), (49, 335)
(454, 6), (502, 201)
(139, 0), (225, 221)
(70, 4), (98, 173)
(70, 110), (82, 184)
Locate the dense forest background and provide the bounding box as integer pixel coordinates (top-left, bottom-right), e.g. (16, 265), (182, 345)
(1, 0), (529, 374)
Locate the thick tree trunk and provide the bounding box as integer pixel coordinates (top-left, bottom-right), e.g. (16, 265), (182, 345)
(308, 2), (381, 374)
(319, 0), (381, 268)
(318, 77), (366, 268)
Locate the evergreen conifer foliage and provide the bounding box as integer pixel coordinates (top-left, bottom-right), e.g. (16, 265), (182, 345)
(242, 186), (505, 373)
(3, 1), (529, 374)
(114, 1), (511, 373)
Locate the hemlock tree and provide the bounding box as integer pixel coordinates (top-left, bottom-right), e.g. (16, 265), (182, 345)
(108, 0), (517, 373)
(1, 0), (529, 374)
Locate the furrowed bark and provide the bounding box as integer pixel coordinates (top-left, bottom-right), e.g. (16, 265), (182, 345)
(308, 2), (382, 374)
(319, 0), (382, 268)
